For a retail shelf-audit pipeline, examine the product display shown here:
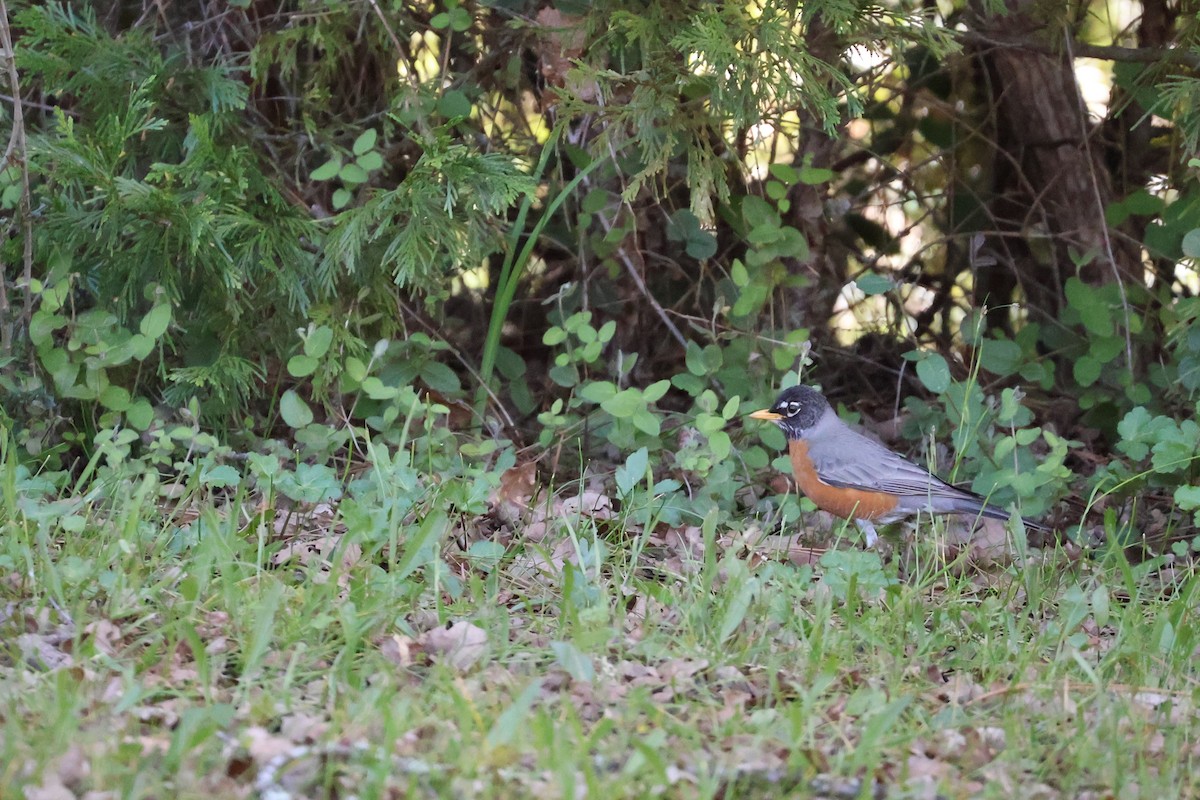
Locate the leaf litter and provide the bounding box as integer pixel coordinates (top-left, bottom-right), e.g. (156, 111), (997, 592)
(5, 457), (1200, 798)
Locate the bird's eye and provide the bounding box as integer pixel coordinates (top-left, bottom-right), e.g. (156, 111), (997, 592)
(786, 401), (802, 416)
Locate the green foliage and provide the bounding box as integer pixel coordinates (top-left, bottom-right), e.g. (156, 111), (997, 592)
(554, 0), (954, 215)
(319, 131), (534, 295)
(1097, 404), (1200, 528)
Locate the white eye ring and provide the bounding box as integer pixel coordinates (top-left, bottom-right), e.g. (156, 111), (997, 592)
(787, 402), (802, 416)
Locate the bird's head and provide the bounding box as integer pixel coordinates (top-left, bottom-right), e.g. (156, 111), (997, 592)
(749, 384), (830, 440)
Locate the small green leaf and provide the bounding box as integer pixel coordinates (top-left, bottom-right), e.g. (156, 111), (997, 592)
(99, 385), (131, 411)
(332, 188), (352, 209)
(769, 163), (799, 185)
(1182, 229), (1200, 258)
(915, 353), (951, 393)
(581, 189), (609, 214)
(439, 89), (472, 119)
(642, 379), (670, 403)
(431, 11), (451, 28)
(466, 541), (505, 572)
(128, 333), (155, 361)
(549, 641), (594, 682)
(601, 388), (643, 418)
(352, 128), (377, 156)
(686, 230), (717, 260)
(287, 355), (319, 377)
(310, 157), (342, 181)
(855, 273), (892, 296)
(304, 326), (334, 359)
(1073, 355), (1101, 387)
(1176, 484), (1200, 510)
(201, 465), (241, 488)
(356, 151), (384, 172)
(29, 310), (63, 347)
(730, 259), (749, 287)
(578, 381), (617, 404)
(362, 377), (400, 400)
(631, 408), (661, 436)
(280, 390), (313, 428)
(125, 398), (154, 431)
(798, 165), (834, 185)
(979, 338), (1022, 376)
(140, 304), (172, 339)
(449, 5), (472, 31)
(339, 163), (369, 184)
(420, 361), (461, 393)
(345, 357), (368, 383)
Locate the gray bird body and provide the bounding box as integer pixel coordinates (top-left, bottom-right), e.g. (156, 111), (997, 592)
(751, 385), (1046, 546)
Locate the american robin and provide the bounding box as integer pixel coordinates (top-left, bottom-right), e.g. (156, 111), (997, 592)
(750, 385), (1046, 546)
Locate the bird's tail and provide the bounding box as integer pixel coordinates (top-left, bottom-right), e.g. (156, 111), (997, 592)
(970, 499), (1048, 532)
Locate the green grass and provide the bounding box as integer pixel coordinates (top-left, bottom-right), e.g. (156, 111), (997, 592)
(2, 453), (1199, 799)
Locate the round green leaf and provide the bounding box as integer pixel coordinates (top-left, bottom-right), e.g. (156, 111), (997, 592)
(420, 361), (461, 393)
(339, 163), (369, 184)
(99, 385), (131, 412)
(642, 379), (670, 403)
(332, 188), (352, 210)
(128, 333), (155, 361)
(352, 128), (378, 156)
(310, 157), (342, 181)
(280, 390), (313, 428)
(356, 151), (384, 172)
(1182, 228), (1200, 258)
(601, 389), (644, 418)
(915, 353), (951, 393)
(578, 381), (617, 404)
(345, 356), (368, 383)
(287, 355), (319, 377)
(126, 398), (154, 431)
(438, 89), (472, 119)
(450, 5), (472, 31)
(304, 326), (334, 359)
(686, 230), (717, 260)
(1073, 355), (1101, 386)
(140, 304), (172, 339)
(855, 273), (892, 296)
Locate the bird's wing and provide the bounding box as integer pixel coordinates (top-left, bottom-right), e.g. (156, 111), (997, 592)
(806, 430), (978, 500)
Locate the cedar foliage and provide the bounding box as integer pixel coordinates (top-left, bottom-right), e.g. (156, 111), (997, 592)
(2, 0), (1199, 478)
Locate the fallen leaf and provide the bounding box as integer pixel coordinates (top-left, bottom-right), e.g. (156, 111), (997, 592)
(379, 634), (414, 668)
(421, 621), (488, 671)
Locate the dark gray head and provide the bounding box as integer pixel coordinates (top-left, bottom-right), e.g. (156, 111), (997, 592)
(749, 385), (830, 440)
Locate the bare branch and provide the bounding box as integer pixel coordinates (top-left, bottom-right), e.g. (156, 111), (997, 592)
(958, 30), (1200, 70)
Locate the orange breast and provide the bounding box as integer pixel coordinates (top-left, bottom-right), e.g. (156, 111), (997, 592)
(788, 440), (899, 521)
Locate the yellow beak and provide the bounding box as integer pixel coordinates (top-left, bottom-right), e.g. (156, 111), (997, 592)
(749, 409), (782, 421)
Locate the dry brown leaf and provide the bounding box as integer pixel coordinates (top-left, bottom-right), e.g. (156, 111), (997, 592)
(379, 633), (415, 668)
(421, 621), (488, 671)
(83, 619), (121, 657)
(279, 713), (330, 744)
(23, 774), (75, 800)
(17, 633), (73, 671)
(558, 491), (614, 519)
(533, 8), (595, 103)
(243, 726), (296, 766)
(491, 462), (538, 523)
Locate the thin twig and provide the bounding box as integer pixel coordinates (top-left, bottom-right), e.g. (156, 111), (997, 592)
(1063, 30), (1134, 372)
(594, 208), (688, 349)
(394, 296), (518, 432)
(958, 30), (1200, 70)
